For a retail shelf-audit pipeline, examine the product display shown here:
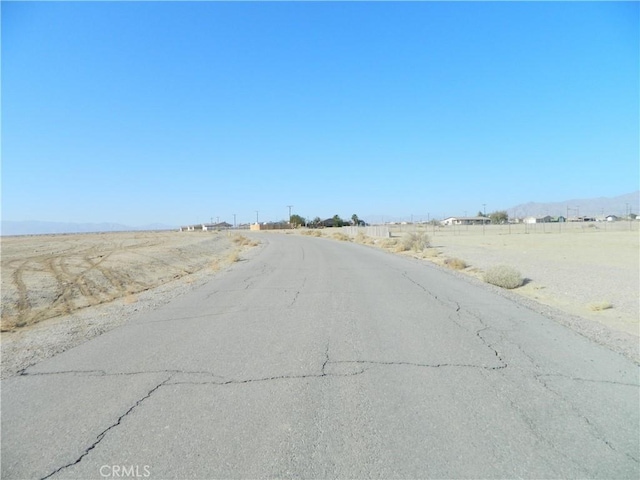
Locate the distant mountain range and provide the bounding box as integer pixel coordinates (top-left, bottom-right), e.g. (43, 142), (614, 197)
(507, 191), (639, 219)
(3, 192), (638, 235)
(0, 221), (176, 236)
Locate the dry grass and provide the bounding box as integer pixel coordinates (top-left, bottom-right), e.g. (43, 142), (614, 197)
(444, 257), (468, 270)
(227, 250), (241, 263)
(378, 238), (398, 249)
(231, 234), (259, 247)
(483, 265), (524, 289)
(588, 300), (613, 311)
(301, 230), (323, 237)
(400, 232), (431, 252)
(422, 248), (440, 258)
(355, 232), (375, 245)
(231, 234), (251, 246)
(331, 232), (351, 242)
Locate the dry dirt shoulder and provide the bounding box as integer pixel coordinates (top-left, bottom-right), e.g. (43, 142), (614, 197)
(1, 231), (260, 378)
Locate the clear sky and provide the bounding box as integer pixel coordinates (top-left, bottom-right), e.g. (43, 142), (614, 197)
(2, 1), (638, 226)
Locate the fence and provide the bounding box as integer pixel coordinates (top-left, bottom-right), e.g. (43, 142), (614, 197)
(386, 220), (639, 237)
(341, 225), (391, 238)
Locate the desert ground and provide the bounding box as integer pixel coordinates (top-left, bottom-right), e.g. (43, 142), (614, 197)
(1, 230), (258, 377)
(297, 221), (639, 359)
(388, 221), (639, 336)
(1, 222), (638, 377)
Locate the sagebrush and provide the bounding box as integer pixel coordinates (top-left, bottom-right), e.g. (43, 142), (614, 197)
(444, 257), (467, 270)
(400, 232), (431, 252)
(483, 265), (523, 289)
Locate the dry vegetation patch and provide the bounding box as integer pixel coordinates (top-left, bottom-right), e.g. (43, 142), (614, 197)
(355, 232), (375, 245)
(444, 257), (468, 270)
(483, 265), (524, 289)
(400, 232), (431, 252)
(331, 232), (351, 242)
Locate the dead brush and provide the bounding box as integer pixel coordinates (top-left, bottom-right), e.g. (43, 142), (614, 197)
(331, 232), (351, 242)
(483, 265), (523, 289)
(301, 230), (322, 237)
(400, 232), (431, 252)
(231, 235), (251, 246)
(355, 232), (374, 245)
(227, 250), (241, 263)
(444, 257), (467, 270)
(378, 238), (398, 249)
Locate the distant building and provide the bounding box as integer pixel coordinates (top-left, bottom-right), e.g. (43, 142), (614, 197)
(180, 222), (232, 232)
(203, 222), (232, 231)
(441, 216), (491, 226)
(523, 215), (553, 224)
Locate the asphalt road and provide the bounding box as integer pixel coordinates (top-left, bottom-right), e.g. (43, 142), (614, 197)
(2, 233), (639, 479)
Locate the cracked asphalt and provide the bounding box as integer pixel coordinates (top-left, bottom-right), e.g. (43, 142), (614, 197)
(2, 233), (639, 479)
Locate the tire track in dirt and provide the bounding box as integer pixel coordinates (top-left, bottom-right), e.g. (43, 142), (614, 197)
(1, 231), (239, 331)
(8, 261), (30, 328)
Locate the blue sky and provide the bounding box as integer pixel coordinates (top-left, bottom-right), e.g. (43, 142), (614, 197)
(2, 1), (638, 226)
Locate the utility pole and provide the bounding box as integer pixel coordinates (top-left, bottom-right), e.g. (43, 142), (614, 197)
(287, 205), (293, 222)
(482, 204), (487, 235)
(233, 214), (236, 228)
(255, 211), (259, 224)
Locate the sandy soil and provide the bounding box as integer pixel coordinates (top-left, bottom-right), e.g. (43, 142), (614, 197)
(1, 230), (259, 377)
(416, 224), (640, 337)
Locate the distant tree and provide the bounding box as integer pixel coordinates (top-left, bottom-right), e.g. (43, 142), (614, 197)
(290, 214), (306, 227)
(477, 211), (487, 217)
(351, 214), (360, 225)
(332, 215), (344, 227)
(489, 210), (509, 224)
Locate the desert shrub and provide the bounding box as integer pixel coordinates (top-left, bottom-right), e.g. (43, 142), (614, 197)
(355, 232), (374, 245)
(422, 248), (440, 258)
(301, 230), (322, 237)
(231, 235), (259, 247)
(483, 265), (523, 289)
(378, 238), (397, 249)
(444, 257), (467, 270)
(227, 250), (241, 263)
(231, 235), (250, 246)
(400, 232), (431, 252)
(331, 232), (351, 242)
(588, 301), (612, 311)
(394, 242), (409, 252)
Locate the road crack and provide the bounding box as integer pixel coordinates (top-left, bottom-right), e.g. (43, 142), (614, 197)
(533, 373), (640, 464)
(40, 375), (173, 480)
